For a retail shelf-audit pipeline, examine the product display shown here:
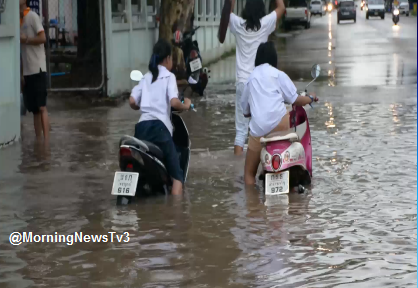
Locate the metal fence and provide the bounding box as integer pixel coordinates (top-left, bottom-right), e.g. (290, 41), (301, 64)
(44, 0), (105, 92)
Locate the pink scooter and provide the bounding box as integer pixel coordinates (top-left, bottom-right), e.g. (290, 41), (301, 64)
(260, 64), (321, 195)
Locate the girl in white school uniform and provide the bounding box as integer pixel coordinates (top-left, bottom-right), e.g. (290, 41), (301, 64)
(129, 39), (192, 195)
(228, 0), (285, 155)
(240, 42), (318, 185)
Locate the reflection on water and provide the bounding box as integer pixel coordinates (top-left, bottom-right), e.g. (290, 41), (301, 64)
(205, 56), (236, 84)
(392, 24), (401, 31)
(325, 102), (336, 129)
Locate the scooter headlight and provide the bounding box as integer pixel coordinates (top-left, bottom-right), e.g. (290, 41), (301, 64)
(393, 9), (399, 15)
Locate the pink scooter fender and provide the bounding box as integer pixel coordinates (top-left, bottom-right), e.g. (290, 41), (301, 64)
(289, 105), (312, 177)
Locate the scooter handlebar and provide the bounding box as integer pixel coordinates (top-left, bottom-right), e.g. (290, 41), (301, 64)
(308, 95), (315, 108)
(181, 100), (196, 112)
(298, 91), (317, 108)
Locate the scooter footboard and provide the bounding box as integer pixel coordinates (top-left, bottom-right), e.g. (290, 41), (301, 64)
(176, 146), (190, 182)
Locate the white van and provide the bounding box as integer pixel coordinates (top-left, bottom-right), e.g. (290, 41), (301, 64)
(311, 0), (326, 15)
(284, 0), (311, 29)
(366, 0), (385, 19)
(395, 0), (410, 16)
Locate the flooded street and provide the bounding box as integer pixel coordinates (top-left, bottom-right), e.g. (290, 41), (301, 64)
(1, 9), (417, 288)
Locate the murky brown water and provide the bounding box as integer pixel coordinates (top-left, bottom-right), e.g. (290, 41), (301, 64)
(1, 11), (417, 288)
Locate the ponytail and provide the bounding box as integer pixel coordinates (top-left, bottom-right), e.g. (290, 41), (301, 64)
(148, 39), (172, 83)
(148, 54), (159, 83)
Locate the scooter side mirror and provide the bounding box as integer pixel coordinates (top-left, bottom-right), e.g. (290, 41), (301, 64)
(130, 70), (143, 82)
(311, 64), (321, 79)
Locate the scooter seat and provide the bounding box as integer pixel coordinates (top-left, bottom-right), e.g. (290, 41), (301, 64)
(120, 136), (164, 160)
(260, 131), (299, 143)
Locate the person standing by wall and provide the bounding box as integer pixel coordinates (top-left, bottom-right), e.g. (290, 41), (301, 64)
(20, 0), (50, 141)
(229, 0), (285, 155)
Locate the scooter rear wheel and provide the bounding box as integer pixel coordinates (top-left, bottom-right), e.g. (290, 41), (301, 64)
(117, 196), (133, 205)
(298, 185), (306, 194)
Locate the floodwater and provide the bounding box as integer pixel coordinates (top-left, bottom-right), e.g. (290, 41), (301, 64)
(0, 9), (417, 288)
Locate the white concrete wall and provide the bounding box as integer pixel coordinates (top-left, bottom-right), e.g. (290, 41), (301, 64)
(105, 0), (242, 97)
(0, 0), (21, 148)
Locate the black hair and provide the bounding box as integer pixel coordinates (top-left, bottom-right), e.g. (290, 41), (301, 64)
(242, 0), (266, 31)
(149, 39), (172, 83)
(26, 0), (30, 7)
(255, 41), (278, 68)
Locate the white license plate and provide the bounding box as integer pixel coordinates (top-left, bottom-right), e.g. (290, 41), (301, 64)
(343, 12), (349, 15)
(265, 171), (290, 195)
(111, 172), (139, 196)
(190, 58), (202, 73)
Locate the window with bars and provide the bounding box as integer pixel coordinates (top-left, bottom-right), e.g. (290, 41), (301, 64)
(214, 0), (219, 16)
(206, 0), (211, 15)
(111, 0), (129, 23)
(198, 0), (203, 15)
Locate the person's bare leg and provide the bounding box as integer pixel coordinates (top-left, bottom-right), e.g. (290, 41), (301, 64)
(234, 145), (244, 156)
(171, 179), (183, 196)
(40, 106), (50, 140)
(33, 113), (43, 140)
(244, 148), (261, 185)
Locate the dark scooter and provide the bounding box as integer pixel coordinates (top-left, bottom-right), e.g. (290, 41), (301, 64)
(392, 6), (400, 25)
(173, 26), (210, 96)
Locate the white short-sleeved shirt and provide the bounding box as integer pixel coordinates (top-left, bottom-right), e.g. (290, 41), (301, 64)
(20, 10), (47, 76)
(229, 11), (277, 84)
(241, 64), (299, 137)
(131, 65), (179, 135)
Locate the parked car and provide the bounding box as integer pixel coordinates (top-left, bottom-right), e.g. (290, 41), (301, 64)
(284, 0), (311, 29)
(311, 0), (326, 16)
(366, 0), (385, 19)
(337, 0), (357, 23)
(394, 0), (410, 15)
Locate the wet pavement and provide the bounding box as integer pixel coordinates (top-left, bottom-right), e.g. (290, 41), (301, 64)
(0, 8), (417, 288)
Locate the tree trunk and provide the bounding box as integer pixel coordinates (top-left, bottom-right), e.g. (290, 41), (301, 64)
(159, 0), (195, 80)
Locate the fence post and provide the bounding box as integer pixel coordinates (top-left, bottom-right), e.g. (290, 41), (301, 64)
(128, 0), (133, 84)
(203, 0), (207, 52)
(144, 0), (148, 32)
